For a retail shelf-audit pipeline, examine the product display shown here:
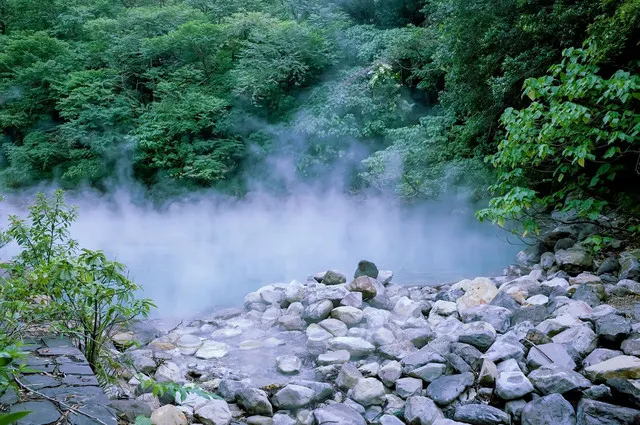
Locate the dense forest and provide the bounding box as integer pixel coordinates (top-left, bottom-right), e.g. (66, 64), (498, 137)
(0, 0), (638, 234)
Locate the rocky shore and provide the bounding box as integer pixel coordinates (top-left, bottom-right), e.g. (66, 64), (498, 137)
(108, 238), (640, 425)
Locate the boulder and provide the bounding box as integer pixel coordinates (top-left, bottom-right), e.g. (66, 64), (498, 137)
(555, 247), (593, 273)
(196, 341), (229, 359)
(331, 307), (364, 326)
(582, 348), (623, 368)
(395, 377), (423, 399)
(303, 300), (334, 323)
(195, 400), (232, 425)
(276, 355), (302, 375)
(454, 278), (499, 312)
(237, 388), (273, 417)
(527, 365), (592, 395)
(272, 385), (316, 409)
(314, 404), (366, 425)
(404, 396), (444, 425)
(425, 372), (475, 405)
(408, 363), (447, 384)
(576, 399), (640, 425)
(596, 314), (631, 346)
(323, 270), (347, 285)
(584, 355), (640, 382)
(150, 405), (188, 425)
(328, 337), (375, 357)
(458, 321), (497, 350)
(378, 361), (403, 387)
(607, 378), (640, 410)
(347, 276), (378, 300)
(495, 371), (534, 400)
(354, 260), (379, 279)
(336, 363), (364, 390)
(454, 404), (510, 425)
(349, 378), (386, 406)
(459, 305), (512, 333)
(619, 250), (640, 280)
(526, 343), (576, 370)
(521, 393), (576, 425)
(551, 325), (598, 357)
(317, 350), (350, 365)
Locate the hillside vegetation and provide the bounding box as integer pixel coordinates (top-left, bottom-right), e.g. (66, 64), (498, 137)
(0, 0), (638, 235)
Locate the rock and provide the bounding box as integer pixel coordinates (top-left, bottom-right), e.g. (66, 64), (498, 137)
(314, 403), (366, 425)
(555, 238), (576, 251)
(454, 404), (510, 425)
(354, 260), (379, 279)
(155, 362), (184, 384)
(129, 350), (157, 375)
(596, 314), (631, 346)
(331, 307), (364, 326)
(403, 327), (435, 348)
(276, 355), (302, 374)
(526, 343), (576, 370)
(317, 350), (350, 365)
(433, 420), (467, 425)
(483, 338), (525, 363)
(196, 341), (229, 359)
(341, 292), (363, 308)
(526, 294), (549, 306)
(582, 348), (623, 368)
(150, 404), (188, 425)
(378, 270), (394, 285)
(458, 321), (497, 350)
(401, 345), (447, 370)
(459, 305), (512, 333)
(496, 370), (534, 400)
(272, 385), (316, 409)
(290, 380), (333, 402)
(505, 400), (527, 422)
(576, 399), (640, 425)
(394, 296), (423, 318)
(195, 400), (232, 425)
(246, 416), (273, 425)
(607, 378), (640, 409)
(517, 245), (543, 266)
(552, 325), (598, 357)
(379, 414), (405, 425)
(404, 396), (444, 425)
(409, 363), (447, 384)
(379, 361), (403, 387)
(499, 276), (541, 303)
(272, 412), (295, 425)
(328, 337), (375, 357)
(478, 359), (499, 386)
(349, 377), (386, 406)
(598, 256), (620, 275)
(528, 364), (592, 395)
(278, 314), (307, 331)
(541, 252), (556, 269)
(619, 250), (640, 280)
(318, 318), (349, 336)
(521, 393), (576, 425)
(110, 400), (153, 422)
(336, 363), (364, 390)
(176, 334), (202, 356)
(258, 285), (285, 305)
(323, 270), (347, 285)
(622, 335), (640, 356)
(583, 384), (612, 401)
(431, 300), (458, 316)
(455, 278), (499, 312)
(584, 355), (640, 382)
(425, 372), (475, 405)
(284, 280), (306, 304)
(347, 276), (378, 300)
(395, 377), (423, 399)
(490, 291), (522, 312)
(555, 247), (593, 273)
(237, 388), (273, 416)
(303, 300), (334, 323)
(372, 328), (396, 346)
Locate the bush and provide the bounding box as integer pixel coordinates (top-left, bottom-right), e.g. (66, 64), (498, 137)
(0, 190), (155, 376)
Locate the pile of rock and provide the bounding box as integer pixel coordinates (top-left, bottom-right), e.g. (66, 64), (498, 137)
(109, 258), (640, 425)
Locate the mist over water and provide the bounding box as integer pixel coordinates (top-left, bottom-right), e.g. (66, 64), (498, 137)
(0, 185), (520, 318)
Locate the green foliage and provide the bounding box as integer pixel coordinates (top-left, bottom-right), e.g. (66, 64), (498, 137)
(478, 43), (640, 236)
(0, 342), (27, 395)
(0, 191), (155, 376)
(0, 412), (31, 425)
(134, 417), (152, 425)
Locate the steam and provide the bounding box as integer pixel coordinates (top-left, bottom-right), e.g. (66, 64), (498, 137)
(0, 185), (519, 318)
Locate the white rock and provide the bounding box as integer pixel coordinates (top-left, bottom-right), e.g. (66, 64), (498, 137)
(195, 341), (229, 359)
(454, 277), (499, 312)
(525, 294), (549, 306)
(276, 355), (302, 375)
(349, 378), (386, 406)
(195, 400), (232, 425)
(431, 300), (457, 316)
(331, 306), (364, 326)
(328, 337), (375, 357)
(151, 405), (188, 425)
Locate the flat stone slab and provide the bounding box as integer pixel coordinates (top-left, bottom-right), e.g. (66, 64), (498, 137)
(9, 401), (60, 425)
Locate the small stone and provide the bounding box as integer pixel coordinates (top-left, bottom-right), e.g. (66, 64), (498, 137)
(196, 341), (229, 359)
(349, 377), (386, 406)
(459, 305), (512, 333)
(596, 314), (631, 346)
(237, 388), (273, 416)
(454, 404), (510, 425)
(458, 321), (497, 350)
(526, 343), (576, 370)
(505, 399), (527, 423)
(303, 300), (334, 323)
(404, 396), (444, 425)
(409, 363), (447, 384)
(455, 277), (499, 312)
(526, 294), (549, 306)
(331, 307), (364, 326)
(341, 292), (363, 308)
(347, 276), (378, 300)
(378, 361), (403, 387)
(576, 399), (640, 425)
(195, 400), (232, 425)
(318, 318), (348, 337)
(323, 270), (347, 285)
(314, 403), (366, 425)
(317, 350), (350, 365)
(276, 355), (302, 375)
(551, 325), (598, 357)
(327, 337), (375, 357)
(495, 371), (534, 400)
(272, 385), (316, 409)
(336, 363), (364, 390)
(521, 393), (576, 425)
(354, 260), (379, 279)
(177, 334), (202, 356)
(425, 372), (475, 405)
(395, 377), (423, 399)
(478, 359), (498, 386)
(151, 405), (188, 425)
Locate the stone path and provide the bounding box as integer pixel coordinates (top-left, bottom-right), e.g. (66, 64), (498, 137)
(0, 337), (116, 425)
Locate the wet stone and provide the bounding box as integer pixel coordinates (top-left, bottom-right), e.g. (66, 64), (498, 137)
(62, 374), (100, 386)
(58, 363), (94, 375)
(37, 346), (83, 357)
(21, 374), (61, 390)
(9, 401), (61, 425)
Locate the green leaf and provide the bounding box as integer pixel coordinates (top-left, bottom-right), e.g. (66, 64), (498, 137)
(134, 416), (152, 425)
(0, 411), (31, 425)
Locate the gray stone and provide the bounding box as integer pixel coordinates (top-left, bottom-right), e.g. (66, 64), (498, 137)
(341, 292), (363, 308)
(323, 270), (347, 285)
(596, 314), (631, 346)
(395, 377), (423, 399)
(303, 300), (334, 323)
(272, 385), (316, 409)
(526, 343), (576, 370)
(354, 260), (379, 279)
(528, 365), (592, 395)
(490, 291), (521, 312)
(511, 305), (549, 326)
(109, 400), (153, 422)
(378, 361), (403, 387)
(425, 372), (475, 405)
(582, 348), (623, 368)
(276, 355), (302, 375)
(576, 399), (640, 425)
(483, 338), (526, 363)
(454, 404), (510, 425)
(237, 388), (273, 416)
(327, 337), (375, 357)
(505, 399), (527, 423)
(496, 370), (534, 400)
(555, 247), (593, 273)
(348, 276), (378, 300)
(409, 363), (447, 384)
(403, 327), (435, 348)
(318, 318), (348, 337)
(607, 378), (640, 409)
(552, 326), (598, 357)
(336, 363), (364, 390)
(583, 384), (612, 401)
(619, 250), (640, 280)
(521, 393), (576, 425)
(331, 307), (364, 326)
(478, 359), (498, 386)
(379, 414), (405, 425)
(458, 321), (496, 350)
(349, 377), (386, 406)
(9, 401), (61, 425)
(459, 305), (512, 333)
(317, 350), (350, 365)
(584, 355), (640, 382)
(401, 345), (447, 370)
(404, 396), (444, 425)
(314, 403), (365, 425)
(379, 341), (418, 360)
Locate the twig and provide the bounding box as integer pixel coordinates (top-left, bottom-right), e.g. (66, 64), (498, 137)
(14, 377), (110, 425)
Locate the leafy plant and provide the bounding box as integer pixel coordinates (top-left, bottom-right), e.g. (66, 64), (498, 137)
(1, 190), (155, 377)
(0, 412), (31, 425)
(139, 376), (222, 401)
(134, 416), (152, 425)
